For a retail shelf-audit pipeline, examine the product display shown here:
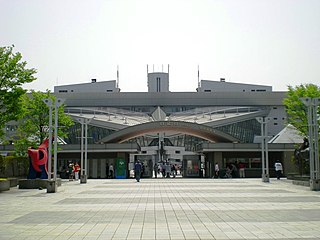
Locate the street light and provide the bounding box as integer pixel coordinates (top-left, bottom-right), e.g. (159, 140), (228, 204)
(43, 98), (53, 180)
(43, 98), (64, 193)
(256, 117), (271, 182)
(77, 118), (92, 183)
(301, 97), (320, 191)
(53, 98), (65, 182)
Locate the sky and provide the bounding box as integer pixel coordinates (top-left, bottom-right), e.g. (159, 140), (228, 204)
(1, 0), (320, 92)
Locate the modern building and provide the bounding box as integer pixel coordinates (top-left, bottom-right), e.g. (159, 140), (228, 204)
(49, 69), (300, 179)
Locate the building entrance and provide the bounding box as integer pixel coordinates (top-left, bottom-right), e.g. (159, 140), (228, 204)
(135, 155), (153, 178)
(182, 155), (204, 178)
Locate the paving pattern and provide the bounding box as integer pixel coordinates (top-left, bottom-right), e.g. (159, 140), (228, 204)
(1, 178), (320, 240)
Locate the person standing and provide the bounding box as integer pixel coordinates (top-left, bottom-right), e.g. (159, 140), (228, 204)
(68, 162), (74, 181)
(230, 163), (238, 178)
(141, 163), (145, 178)
(153, 163), (158, 178)
(214, 163), (219, 178)
(239, 161), (245, 178)
(171, 164), (176, 178)
(165, 162), (171, 178)
(109, 164), (114, 179)
(274, 160), (283, 180)
(134, 161), (142, 182)
(74, 162), (80, 180)
(161, 162), (166, 178)
(106, 163), (109, 179)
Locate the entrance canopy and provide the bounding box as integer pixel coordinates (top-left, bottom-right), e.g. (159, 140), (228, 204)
(66, 106), (268, 144)
(99, 121), (239, 143)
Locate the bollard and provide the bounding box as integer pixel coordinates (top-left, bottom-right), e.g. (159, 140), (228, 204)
(80, 175), (87, 184)
(47, 180), (57, 193)
(310, 179), (320, 191)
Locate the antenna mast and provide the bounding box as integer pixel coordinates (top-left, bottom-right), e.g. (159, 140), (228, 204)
(116, 65), (119, 89)
(197, 65), (200, 89)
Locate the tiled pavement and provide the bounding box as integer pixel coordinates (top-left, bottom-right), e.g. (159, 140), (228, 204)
(1, 178), (320, 240)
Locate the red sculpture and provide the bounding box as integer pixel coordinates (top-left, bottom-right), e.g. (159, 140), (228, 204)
(27, 139), (49, 179)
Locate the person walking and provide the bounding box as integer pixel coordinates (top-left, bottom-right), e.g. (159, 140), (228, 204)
(134, 160), (142, 182)
(214, 163), (219, 178)
(274, 160), (283, 180)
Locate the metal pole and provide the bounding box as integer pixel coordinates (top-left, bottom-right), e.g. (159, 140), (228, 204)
(53, 98), (65, 181)
(53, 103), (58, 180)
(265, 121), (270, 178)
(78, 118), (91, 183)
(313, 99), (319, 180)
(43, 98), (53, 180)
(48, 105), (52, 180)
(256, 117), (270, 182)
(261, 120), (265, 178)
(301, 97), (320, 190)
(308, 103), (315, 179)
(85, 120), (88, 176)
(81, 120), (84, 176)
(77, 118), (86, 183)
(158, 133), (161, 162)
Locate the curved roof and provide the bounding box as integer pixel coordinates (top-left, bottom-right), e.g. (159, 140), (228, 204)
(66, 106), (268, 144)
(99, 121), (239, 143)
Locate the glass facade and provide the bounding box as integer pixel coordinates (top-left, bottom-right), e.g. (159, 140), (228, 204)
(65, 123), (115, 144)
(216, 119), (261, 143)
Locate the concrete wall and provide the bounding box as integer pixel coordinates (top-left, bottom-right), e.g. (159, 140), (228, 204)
(199, 80), (272, 92)
(148, 72), (169, 92)
(54, 80), (119, 93)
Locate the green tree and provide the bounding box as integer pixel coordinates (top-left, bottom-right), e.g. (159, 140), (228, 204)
(283, 84), (320, 175)
(283, 84), (320, 136)
(14, 90), (74, 157)
(0, 46), (36, 137)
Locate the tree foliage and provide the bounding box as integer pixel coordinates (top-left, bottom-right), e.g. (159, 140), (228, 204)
(14, 90), (74, 157)
(0, 46), (36, 136)
(283, 84), (320, 136)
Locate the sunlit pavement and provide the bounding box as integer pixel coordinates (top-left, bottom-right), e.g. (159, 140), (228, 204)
(1, 178), (320, 240)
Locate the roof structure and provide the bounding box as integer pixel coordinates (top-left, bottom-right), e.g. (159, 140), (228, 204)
(269, 124), (304, 144)
(65, 106), (268, 143)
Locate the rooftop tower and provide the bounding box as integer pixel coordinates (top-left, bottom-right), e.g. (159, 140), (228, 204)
(147, 64), (169, 92)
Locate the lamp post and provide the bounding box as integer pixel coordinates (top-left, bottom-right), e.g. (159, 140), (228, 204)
(301, 97), (320, 191)
(53, 98), (65, 181)
(43, 99), (53, 180)
(256, 117), (271, 182)
(77, 118), (92, 183)
(43, 98), (64, 193)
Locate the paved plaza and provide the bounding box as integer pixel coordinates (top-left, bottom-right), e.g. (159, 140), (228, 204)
(1, 178), (320, 240)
